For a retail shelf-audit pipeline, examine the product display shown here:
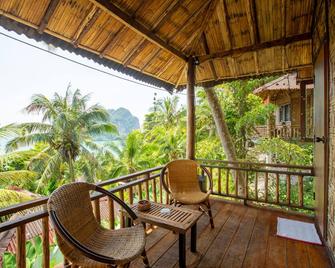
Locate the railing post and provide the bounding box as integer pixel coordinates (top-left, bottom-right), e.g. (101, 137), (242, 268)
(16, 224), (26, 268)
(42, 217), (50, 268)
(108, 197), (115, 229)
(93, 199), (101, 223)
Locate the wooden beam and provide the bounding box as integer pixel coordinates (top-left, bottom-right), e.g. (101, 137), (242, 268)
(202, 33), (218, 80)
(151, 0), (183, 32)
(122, 38), (148, 66)
(300, 81), (306, 140)
(156, 57), (176, 77)
(90, 0), (188, 61)
(186, 57), (196, 160)
(167, 0), (211, 43)
(100, 25), (127, 58)
(73, 6), (101, 47)
(249, 0), (260, 44)
(198, 33), (312, 61)
(140, 48), (161, 71)
(223, 0), (233, 49)
(38, 0), (61, 33)
(183, 0), (220, 54)
(176, 63), (187, 87)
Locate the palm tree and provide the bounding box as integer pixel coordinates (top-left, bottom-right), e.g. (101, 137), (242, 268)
(6, 86), (117, 191)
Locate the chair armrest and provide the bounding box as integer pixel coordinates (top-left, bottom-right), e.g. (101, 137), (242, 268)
(49, 210), (115, 264)
(95, 186), (137, 221)
(160, 165), (171, 195)
(200, 165), (213, 191)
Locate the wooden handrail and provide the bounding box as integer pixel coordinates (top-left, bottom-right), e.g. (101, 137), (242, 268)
(0, 161), (316, 267)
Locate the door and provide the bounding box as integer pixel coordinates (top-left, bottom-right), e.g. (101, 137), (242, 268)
(314, 43), (329, 238)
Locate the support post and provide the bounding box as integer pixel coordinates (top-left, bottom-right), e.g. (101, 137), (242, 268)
(300, 81), (306, 140)
(186, 57), (196, 160)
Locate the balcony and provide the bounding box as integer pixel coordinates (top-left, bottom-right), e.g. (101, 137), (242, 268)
(255, 125), (313, 141)
(0, 160), (330, 267)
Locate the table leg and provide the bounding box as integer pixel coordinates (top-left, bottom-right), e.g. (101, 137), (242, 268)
(179, 233), (186, 268)
(191, 223), (197, 253)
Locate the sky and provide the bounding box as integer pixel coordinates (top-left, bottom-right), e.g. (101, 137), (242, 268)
(0, 26), (186, 126)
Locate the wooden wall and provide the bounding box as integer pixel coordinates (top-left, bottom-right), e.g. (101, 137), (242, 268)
(327, 0), (335, 259)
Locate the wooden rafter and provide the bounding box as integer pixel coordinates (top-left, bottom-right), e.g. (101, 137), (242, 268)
(202, 33), (218, 80)
(151, 0), (183, 32)
(73, 6), (101, 47)
(99, 25), (127, 58)
(122, 0), (185, 67)
(198, 33), (311, 62)
(156, 57), (176, 77)
(183, 0), (220, 54)
(90, 0), (188, 61)
(176, 63), (187, 87)
(248, 0), (260, 44)
(140, 48), (161, 71)
(122, 39), (148, 66)
(38, 0), (61, 33)
(167, 0), (211, 43)
(222, 0), (233, 49)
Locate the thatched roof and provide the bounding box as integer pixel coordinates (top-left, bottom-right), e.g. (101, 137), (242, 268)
(0, 0), (314, 91)
(253, 73), (314, 96)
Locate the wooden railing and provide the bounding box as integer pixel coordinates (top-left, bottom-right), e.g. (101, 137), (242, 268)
(198, 159), (315, 212)
(0, 166), (166, 267)
(255, 124), (313, 140)
(0, 160), (315, 266)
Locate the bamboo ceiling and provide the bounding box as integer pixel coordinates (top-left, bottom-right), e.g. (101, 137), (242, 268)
(0, 0), (314, 91)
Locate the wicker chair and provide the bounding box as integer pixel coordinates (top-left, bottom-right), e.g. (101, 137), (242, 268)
(160, 159), (214, 228)
(47, 182), (149, 268)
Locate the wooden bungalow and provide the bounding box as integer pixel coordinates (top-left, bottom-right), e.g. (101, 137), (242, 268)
(253, 73), (314, 141)
(0, 0), (334, 267)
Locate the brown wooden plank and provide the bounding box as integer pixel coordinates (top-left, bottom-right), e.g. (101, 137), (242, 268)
(199, 33), (312, 62)
(197, 205), (248, 267)
(265, 212), (287, 268)
(108, 197), (115, 229)
(306, 244), (331, 268)
(242, 210), (272, 267)
(286, 239), (310, 268)
(219, 207), (258, 267)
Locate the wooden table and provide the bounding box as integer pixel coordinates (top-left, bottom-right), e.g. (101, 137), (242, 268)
(131, 202), (203, 268)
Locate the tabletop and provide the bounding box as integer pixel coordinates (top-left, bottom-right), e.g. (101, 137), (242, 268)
(131, 202), (203, 233)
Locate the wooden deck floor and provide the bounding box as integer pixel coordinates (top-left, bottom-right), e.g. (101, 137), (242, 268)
(131, 199), (331, 268)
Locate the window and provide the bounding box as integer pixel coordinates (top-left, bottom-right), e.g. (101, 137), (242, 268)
(279, 104), (291, 122)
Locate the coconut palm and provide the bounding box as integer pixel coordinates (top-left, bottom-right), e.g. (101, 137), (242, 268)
(6, 86), (117, 191)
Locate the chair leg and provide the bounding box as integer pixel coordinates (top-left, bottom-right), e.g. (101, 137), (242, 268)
(141, 249), (150, 268)
(206, 200), (214, 228)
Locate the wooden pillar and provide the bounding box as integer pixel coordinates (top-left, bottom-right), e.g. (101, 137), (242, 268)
(300, 81), (306, 140)
(186, 57), (196, 160)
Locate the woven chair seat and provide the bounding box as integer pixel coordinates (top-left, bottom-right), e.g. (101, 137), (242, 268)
(172, 191), (210, 205)
(64, 224), (146, 267)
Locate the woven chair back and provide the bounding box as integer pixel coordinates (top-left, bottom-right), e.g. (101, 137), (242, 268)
(166, 159), (201, 193)
(48, 182), (99, 259)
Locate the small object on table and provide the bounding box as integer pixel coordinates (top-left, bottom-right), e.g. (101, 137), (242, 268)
(137, 200), (151, 211)
(160, 208), (171, 215)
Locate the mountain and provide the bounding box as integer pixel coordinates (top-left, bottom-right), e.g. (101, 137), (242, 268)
(108, 108), (140, 138)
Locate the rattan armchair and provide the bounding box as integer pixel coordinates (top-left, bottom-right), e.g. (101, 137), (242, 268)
(47, 182), (149, 268)
(160, 159), (214, 228)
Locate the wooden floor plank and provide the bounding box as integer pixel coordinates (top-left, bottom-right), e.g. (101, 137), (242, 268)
(197, 204), (248, 268)
(219, 207), (258, 267)
(129, 200), (331, 268)
(151, 200), (222, 268)
(286, 239), (310, 268)
(242, 210), (272, 268)
(171, 203), (234, 268)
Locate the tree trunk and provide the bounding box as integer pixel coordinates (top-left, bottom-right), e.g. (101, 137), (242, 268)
(204, 86), (246, 195)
